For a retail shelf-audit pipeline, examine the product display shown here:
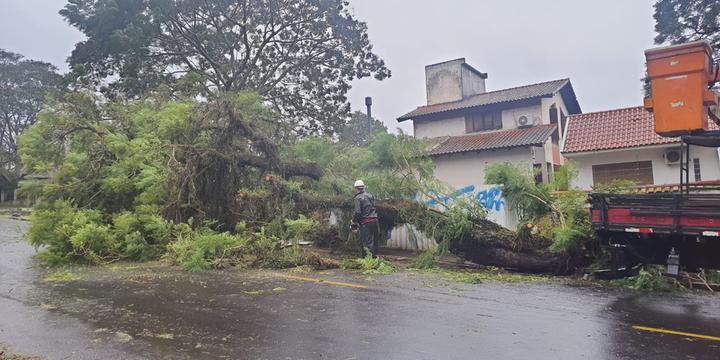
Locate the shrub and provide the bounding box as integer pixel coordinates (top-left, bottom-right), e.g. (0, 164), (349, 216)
(410, 250), (437, 269)
(611, 265), (680, 292)
(167, 229), (248, 271)
(342, 253), (396, 274)
(27, 200), (175, 266)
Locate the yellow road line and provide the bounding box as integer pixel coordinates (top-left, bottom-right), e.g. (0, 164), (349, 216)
(632, 325), (720, 342)
(282, 274), (367, 289)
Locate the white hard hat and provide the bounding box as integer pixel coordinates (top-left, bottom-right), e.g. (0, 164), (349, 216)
(354, 180), (365, 188)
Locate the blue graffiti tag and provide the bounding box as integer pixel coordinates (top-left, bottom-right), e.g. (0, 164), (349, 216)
(424, 185), (475, 207)
(424, 185), (504, 212)
(476, 186), (505, 211)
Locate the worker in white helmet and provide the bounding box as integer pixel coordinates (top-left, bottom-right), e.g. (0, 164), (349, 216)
(351, 180), (379, 257)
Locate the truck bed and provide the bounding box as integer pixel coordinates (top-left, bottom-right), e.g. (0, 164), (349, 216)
(590, 193), (720, 237)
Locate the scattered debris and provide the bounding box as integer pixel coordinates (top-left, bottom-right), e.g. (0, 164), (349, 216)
(44, 270), (80, 283)
(114, 331), (133, 343)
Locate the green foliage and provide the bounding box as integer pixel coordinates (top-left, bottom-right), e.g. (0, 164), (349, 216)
(342, 254), (396, 274)
(410, 250), (438, 270)
(26, 200), (173, 266)
(654, 0), (720, 61)
(167, 230), (248, 272)
(290, 130), (437, 201)
(486, 162), (592, 252)
(485, 162), (552, 223)
(0, 49), (62, 193)
(60, 0), (390, 133)
(426, 268), (548, 284)
(284, 215), (318, 245)
(44, 270), (80, 283)
(338, 111), (387, 147)
(592, 180), (638, 194)
(611, 265), (680, 292)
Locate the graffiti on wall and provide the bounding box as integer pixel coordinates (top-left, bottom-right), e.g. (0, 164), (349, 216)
(424, 185), (505, 212)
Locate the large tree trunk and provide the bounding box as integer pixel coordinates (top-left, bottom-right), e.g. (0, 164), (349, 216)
(373, 200), (573, 274)
(236, 194), (575, 274)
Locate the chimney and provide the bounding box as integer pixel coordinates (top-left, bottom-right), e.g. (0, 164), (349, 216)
(425, 58), (487, 105)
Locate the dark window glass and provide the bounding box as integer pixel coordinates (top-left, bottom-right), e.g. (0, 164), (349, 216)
(693, 158), (702, 182)
(467, 111), (502, 133)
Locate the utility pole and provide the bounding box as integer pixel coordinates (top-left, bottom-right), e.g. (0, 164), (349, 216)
(365, 96), (372, 127)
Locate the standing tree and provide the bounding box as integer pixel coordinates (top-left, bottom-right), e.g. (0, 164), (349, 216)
(654, 0), (720, 58)
(0, 50), (62, 200)
(337, 110), (387, 147)
(60, 0), (390, 134)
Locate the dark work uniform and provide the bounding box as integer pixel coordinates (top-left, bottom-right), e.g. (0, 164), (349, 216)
(353, 190), (380, 257)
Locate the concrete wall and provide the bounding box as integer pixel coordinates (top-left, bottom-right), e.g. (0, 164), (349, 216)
(566, 145), (720, 190)
(425, 59), (465, 105)
(433, 147), (534, 187)
(461, 65), (486, 99)
(429, 147), (533, 229)
(425, 59), (486, 106)
(414, 115), (466, 138)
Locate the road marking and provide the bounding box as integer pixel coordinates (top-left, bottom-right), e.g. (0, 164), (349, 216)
(282, 274), (367, 289)
(632, 325), (720, 342)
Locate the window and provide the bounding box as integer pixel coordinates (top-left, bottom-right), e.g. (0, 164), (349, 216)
(592, 161), (654, 186)
(466, 111), (502, 133)
(693, 158), (702, 182)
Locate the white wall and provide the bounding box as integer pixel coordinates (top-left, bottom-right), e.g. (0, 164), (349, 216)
(433, 147), (533, 187)
(566, 145), (720, 190)
(430, 148), (534, 229)
(501, 104), (542, 129)
(414, 115), (466, 138)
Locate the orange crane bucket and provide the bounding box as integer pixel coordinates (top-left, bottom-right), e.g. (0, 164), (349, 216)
(644, 41), (718, 137)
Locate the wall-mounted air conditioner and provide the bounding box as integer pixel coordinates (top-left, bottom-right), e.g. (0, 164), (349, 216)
(664, 149), (682, 165)
(515, 114), (538, 128)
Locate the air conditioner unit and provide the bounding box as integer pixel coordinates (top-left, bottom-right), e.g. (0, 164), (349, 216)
(664, 149), (682, 165)
(516, 115), (532, 127)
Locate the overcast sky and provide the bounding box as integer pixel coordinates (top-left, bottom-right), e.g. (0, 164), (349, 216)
(0, 0), (657, 134)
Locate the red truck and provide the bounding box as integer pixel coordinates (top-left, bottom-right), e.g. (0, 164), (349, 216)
(590, 190), (720, 272)
(589, 41), (720, 274)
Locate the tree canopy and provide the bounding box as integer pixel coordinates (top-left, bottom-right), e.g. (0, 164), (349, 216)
(0, 50), (62, 192)
(654, 0), (720, 58)
(60, 0), (390, 134)
(337, 110), (387, 147)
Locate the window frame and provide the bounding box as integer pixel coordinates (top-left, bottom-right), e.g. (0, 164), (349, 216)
(592, 160), (654, 186)
(466, 111), (502, 133)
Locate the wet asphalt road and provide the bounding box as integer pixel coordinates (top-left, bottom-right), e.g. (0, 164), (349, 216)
(1, 218), (720, 359)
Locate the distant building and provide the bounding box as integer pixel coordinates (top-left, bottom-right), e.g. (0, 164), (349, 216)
(397, 58), (581, 228)
(562, 106), (720, 190)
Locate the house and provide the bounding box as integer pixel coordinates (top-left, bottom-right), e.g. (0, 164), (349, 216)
(396, 58), (581, 228)
(561, 106), (720, 190)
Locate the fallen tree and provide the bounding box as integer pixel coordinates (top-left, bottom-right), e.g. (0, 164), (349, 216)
(235, 189), (578, 274)
(20, 93), (589, 274)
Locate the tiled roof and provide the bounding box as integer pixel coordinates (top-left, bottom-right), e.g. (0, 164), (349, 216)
(637, 180), (720, 194)
(562, 106), (719, 154)
(398, 79), (572, 121)
(429, 124), (557, 156)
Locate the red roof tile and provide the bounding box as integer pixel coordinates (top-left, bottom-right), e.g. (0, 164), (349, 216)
(429, 124), (557, 156)
(398, 79), (574, 121)
(561, 106), (720, 153)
